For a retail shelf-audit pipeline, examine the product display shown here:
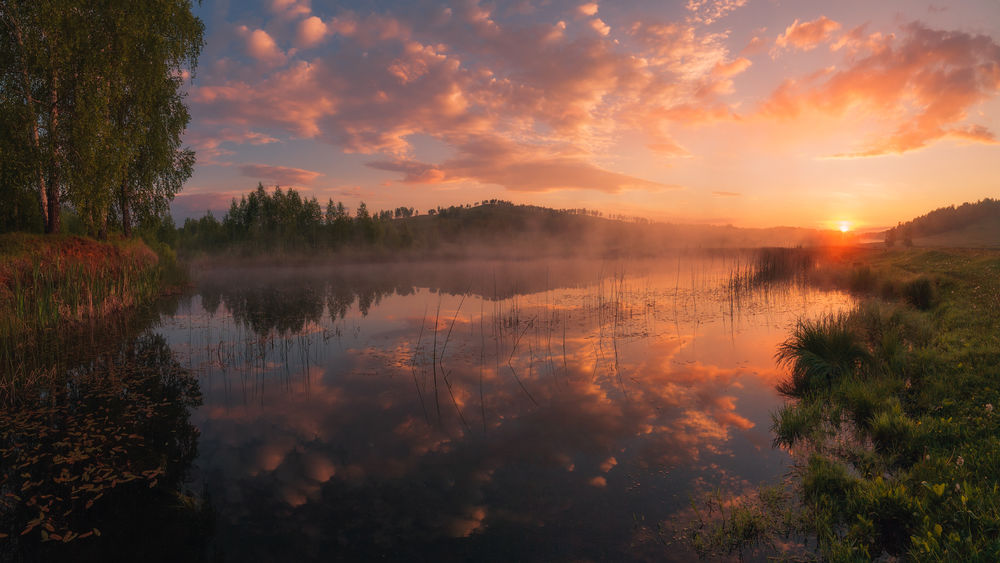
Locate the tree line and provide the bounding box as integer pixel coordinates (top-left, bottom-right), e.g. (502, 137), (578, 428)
(175, 185), (621, 255)
(885, 198), (1000, 246)
(0, 1), (203, 237)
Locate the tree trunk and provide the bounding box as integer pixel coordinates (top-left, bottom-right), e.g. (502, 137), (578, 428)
(44, 65), (60, 234)
(120, 177), (132, 237)
(10, 11), (50, 229)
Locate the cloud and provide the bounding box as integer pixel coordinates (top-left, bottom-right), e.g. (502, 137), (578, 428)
(712, 190), (741, 197)
(192, 61), (336, 138)
(590, 18), (610, 36)
(712, 57), (751, 77)
(239, 163), (324, 185)
(296, 16), (329, 48)
(739, 30), (768, 57)
(184, 129), (280, 165)
(193, 5), (746, 192)
(686, 0), (748, 25)
(578, 3), (599, 17)
(367, 135), (673, 193)
(774, 16), (841, 52)
(271, 0), (310, 18)
(239, 26), (288, 65)
(762, 22), (1000, 156)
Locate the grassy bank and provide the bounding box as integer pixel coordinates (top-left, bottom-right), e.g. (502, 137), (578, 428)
(0, 234), (179, 401)
(692, 248), (1000, 560)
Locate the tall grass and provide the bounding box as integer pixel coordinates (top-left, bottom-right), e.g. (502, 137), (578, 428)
(0, 235), (168, 401)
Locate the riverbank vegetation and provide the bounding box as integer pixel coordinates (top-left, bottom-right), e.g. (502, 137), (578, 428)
(691, 248), (1000, 560)
(0, 234), (183, 402)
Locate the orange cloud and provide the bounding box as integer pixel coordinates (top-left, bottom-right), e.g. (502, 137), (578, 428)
(774, 16), (841, 52)
(712, 57), (752, 77)
(686, 0), (748, 25)
(762, 22), (1000, 156)
(590, 18), (611, 36)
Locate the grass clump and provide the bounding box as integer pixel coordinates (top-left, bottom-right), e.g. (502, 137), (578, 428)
(775, 315), (870, 398)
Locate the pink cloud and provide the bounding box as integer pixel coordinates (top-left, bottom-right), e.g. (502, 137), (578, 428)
(577, 3), (599, 17)
(240, 26), (288, 65)
(192, 61), (336, 138)
(762, 22), (1000, 156)
(296, 16), (329, 48)
(774, 16), (841, 52)
(185, 129), (280, 165)
(239, 163), (324, 185)
(193, 6), (746, 192)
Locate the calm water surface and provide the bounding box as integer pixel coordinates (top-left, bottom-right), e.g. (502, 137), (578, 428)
(155, 257), (852, 561)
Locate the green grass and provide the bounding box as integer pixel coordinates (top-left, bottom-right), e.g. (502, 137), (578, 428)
(695, 248), (1000, 561)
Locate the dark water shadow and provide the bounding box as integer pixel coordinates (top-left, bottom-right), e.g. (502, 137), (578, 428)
(1, 302), (212, 562)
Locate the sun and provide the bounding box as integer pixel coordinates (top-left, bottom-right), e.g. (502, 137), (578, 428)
(838, 221), (851, 233)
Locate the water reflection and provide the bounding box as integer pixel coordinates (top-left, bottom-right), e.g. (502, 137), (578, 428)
(1, 323), (209, 562)
(161, 257), (852, 561)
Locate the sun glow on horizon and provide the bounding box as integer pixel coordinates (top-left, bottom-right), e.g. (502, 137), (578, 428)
(839, 221), (852, 233)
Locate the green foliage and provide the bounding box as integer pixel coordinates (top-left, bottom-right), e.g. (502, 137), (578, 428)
(0, 0), (203, 236)
(763, 249), (1000, 560)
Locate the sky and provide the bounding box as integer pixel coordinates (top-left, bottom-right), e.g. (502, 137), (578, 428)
(174, 0), (1000, 230)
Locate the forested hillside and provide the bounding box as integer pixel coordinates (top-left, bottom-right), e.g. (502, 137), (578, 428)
(175, 184), (847, 258)
(884, 199), (1000, 247)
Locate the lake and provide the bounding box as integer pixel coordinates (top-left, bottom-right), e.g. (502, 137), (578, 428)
(2, 254), (852, 561)
(155, 256), (850, 561)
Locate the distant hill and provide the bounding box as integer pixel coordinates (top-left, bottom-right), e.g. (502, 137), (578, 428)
(883, 199), (1000, 248)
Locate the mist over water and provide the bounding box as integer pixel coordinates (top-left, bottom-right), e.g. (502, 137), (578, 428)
(156, 256), (852, 561)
